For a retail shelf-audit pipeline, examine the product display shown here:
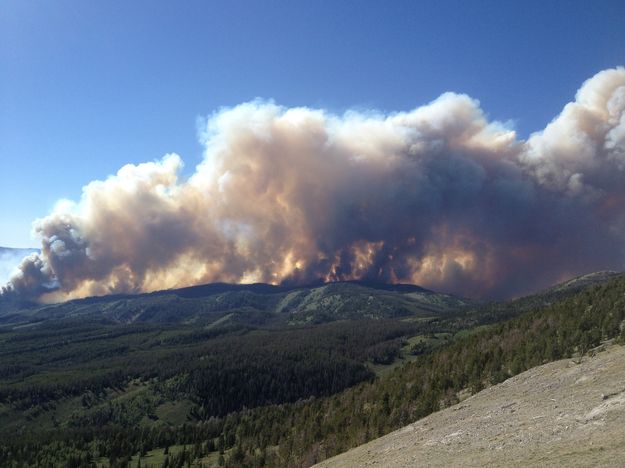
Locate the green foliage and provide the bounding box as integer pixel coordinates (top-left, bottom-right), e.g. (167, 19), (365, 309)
(0, 280), (472, 328)
(1, 275), (624, 467)
(214, 277), (625, 466)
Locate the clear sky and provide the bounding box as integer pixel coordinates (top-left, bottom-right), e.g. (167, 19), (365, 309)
(1, 0), (624, 247)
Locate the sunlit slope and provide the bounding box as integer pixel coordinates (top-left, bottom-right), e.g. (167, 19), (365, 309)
(317, 343), (625, 467)
(0, 280), (473, 326)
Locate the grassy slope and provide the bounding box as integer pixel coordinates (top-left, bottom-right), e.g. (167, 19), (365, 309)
(318, 343), (625, 467)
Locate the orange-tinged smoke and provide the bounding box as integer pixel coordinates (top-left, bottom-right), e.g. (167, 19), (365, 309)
(3, 68), (625, 300)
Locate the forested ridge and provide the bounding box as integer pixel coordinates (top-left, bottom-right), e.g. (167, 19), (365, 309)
(0, 280), (469, 328)
(0, 275), (623, 467)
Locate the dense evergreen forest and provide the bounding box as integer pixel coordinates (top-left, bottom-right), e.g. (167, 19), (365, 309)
(0, 274), (623, 467)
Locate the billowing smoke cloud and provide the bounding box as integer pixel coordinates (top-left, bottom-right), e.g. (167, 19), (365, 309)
(0, 248), (39, 287)
(3, 68), (625, 300)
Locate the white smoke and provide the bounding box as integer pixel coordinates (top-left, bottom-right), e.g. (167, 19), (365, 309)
(3, 68), (625, 300)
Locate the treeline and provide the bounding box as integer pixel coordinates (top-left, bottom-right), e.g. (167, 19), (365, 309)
(0, 317), (425, 426)
(219, 276), (625, 466)
(2, 276), (624, 466)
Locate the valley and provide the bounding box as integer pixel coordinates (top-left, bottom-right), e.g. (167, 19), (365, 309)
(0, 272), (623, 466)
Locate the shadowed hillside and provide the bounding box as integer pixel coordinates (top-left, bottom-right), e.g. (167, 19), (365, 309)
(0, 280), (473, 327)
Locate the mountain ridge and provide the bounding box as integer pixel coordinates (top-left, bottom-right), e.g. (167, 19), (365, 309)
(0, 278), (472, 327)
(2, 270), (622, 328)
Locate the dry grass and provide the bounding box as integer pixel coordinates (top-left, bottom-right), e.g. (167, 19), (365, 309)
(317, 344), (625, 467)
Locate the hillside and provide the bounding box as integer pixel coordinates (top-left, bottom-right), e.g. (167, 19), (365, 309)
(3, 269), (619, 329)
(1, 272), (624, 467)
(0, 280), (473, 327)
(454, 270), (623, 327)
(317, 343), (625, 467)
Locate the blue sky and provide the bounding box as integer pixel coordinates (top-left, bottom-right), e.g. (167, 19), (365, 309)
(1, 0), (624, 247)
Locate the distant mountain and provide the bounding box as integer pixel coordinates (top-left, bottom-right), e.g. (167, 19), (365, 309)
(3, 270), (622, 329)
(0, 279), (474, 327)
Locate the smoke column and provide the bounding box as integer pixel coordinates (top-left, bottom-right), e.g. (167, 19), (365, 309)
(3, 68), (625, 300)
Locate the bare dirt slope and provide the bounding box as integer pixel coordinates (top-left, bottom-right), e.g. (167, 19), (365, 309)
(316, 344), (625, 467)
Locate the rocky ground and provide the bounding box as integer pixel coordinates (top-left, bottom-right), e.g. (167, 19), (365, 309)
(316, 344), (625, 467)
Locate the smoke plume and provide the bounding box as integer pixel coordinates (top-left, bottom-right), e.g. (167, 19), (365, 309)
(3, 68), (625, 300)
(0, 248), (39, 287)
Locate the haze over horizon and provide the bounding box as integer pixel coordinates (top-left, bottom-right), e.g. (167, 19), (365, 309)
(2, 1), (625, 300)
